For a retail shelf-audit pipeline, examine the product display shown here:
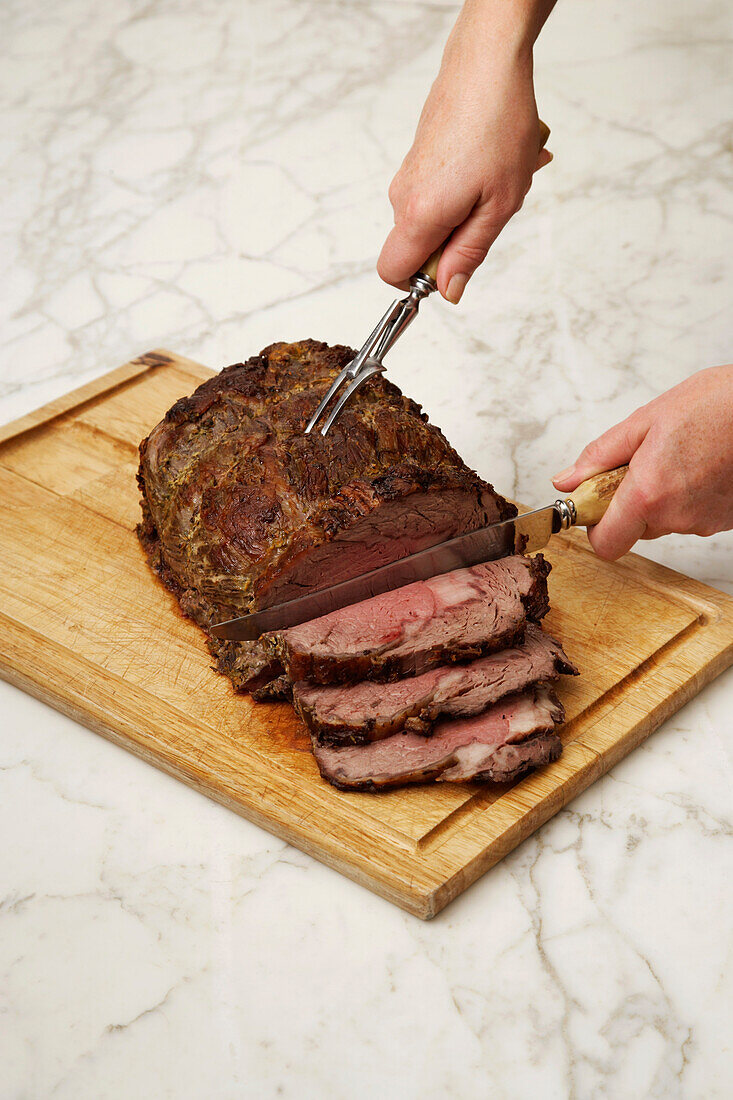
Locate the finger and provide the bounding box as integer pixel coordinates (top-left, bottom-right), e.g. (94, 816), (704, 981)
(377, 211), (454, 291)
(435, 199), (519, 303)
(585, 468), (649, 560)
(552, 410), (651, 492)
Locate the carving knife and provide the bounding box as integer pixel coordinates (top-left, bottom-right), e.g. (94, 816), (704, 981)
(210, 466), (627, 641)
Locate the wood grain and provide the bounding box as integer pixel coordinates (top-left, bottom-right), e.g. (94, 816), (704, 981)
(1, 350), (732, 918)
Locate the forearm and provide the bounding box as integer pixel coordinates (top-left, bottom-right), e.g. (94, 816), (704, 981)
(378, 0), (556, 299)
(444, 0), (556, 63)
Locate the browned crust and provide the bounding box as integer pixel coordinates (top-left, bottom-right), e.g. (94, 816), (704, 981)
(136, 340), (516, 635)
(206, 636), (283, 694)
(521, 553), (551, 621)
(251, 674), (293, 702)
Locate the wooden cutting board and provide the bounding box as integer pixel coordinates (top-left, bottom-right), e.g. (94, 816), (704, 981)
(2, 350), (732, 919)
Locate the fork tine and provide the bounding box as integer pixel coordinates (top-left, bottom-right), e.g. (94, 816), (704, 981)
(318, 361), (385, 436)
(304, 364), (355, 434)
(304, 299), (403, 435)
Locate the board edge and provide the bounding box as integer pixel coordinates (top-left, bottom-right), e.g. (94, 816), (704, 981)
(0, 349), (193, 445)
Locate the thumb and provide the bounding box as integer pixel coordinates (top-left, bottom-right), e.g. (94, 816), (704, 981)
(553, 409), (651, 493)
(436, 200), (516, 304)
(436, 149), (552, 303)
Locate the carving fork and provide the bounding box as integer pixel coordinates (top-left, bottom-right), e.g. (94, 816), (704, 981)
(305, 121), (551, 437)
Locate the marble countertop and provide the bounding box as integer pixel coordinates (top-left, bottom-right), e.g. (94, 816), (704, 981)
(1, 0), (731, 1096)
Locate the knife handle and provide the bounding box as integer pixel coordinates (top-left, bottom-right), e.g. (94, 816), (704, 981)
(566, 466), (629, 527)
(415, 120), (552, 284)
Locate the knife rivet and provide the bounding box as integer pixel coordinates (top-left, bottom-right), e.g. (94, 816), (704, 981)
(555, 499), (576, 530)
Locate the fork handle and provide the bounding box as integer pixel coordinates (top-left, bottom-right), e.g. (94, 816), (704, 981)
(415, 119), (552, 284)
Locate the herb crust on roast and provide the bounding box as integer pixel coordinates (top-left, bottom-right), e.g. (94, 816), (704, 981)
(137, 339), (517, 690)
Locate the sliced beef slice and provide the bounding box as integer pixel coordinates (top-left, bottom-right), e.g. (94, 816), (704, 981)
(294, 623), (577, 744)
(272, 553), (550, 686)
(313, 685), (565, 790)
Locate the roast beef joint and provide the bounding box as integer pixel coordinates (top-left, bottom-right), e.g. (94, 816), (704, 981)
(137, 340), (577, 791)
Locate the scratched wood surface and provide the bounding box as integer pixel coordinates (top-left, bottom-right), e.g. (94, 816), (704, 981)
(1, 350), (732, 918)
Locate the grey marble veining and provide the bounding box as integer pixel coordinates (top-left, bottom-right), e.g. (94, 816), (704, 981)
(1, 1), (732, 1096)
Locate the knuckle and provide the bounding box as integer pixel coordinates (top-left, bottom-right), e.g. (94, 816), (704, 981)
(489, 184), (524, 223)
(617, 415), (640, 450)
(489, 197), (515, 224)
(388, 175), (404, 208)
(580, 438), (604, 467)
(402, 191), (440, 231)
(452, 240), (489, 268)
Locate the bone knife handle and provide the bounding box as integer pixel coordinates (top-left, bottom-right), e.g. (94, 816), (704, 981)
(566, 466), (629, 527)
(415, 120), (552, 283)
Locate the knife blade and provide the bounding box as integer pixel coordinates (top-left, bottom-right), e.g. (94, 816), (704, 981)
(209, 465), (627, 641)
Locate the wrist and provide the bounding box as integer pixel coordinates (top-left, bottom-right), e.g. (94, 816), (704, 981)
(449, 0), (553, 62)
